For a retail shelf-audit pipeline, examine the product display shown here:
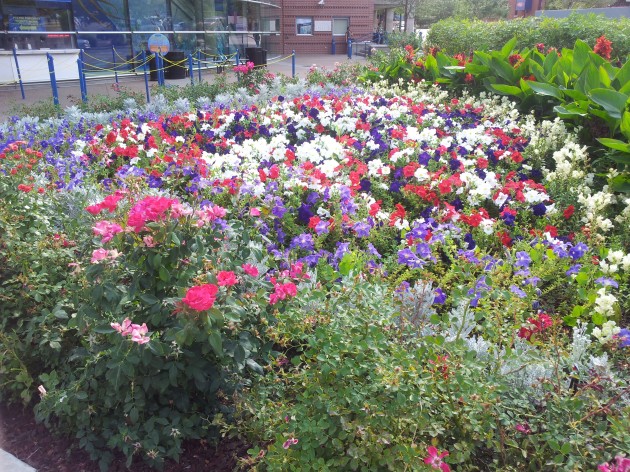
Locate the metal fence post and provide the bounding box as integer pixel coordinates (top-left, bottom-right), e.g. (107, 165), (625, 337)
(46, 53), (59, 106)
(79, 49), (88, 101)
(77, 57), (86, 102)
(112, 46), (119, 83)
(12, 47), (25, 100)
(347, 39), (353, 59)
(197, 49), (202, 82)
(292, 50), (296, 78)
(188, 53), (194, 85)
(142, 50), (150, 104)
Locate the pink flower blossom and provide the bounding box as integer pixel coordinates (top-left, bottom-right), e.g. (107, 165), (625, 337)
(269, 282), (298, 305)
(241, 264), (259, 277)
(217, 271), (238, 286)
(250, 208), (261, 216)
(182, 284), (219, 311)
(282, 438), (298, 449)
(127, 196), (179, 232)
(92, 220), (123, 243)
(424, 446), (450, 472)
(111, 317), (151, 344)
(515, 423), (532, 434)
(599, 456), (630, 472)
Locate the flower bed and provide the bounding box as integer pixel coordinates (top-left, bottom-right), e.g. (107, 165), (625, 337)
(1, 81), (628, 470)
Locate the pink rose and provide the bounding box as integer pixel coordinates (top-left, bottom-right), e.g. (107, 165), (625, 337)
(182, 284), (219, 311)
(241, 264), (259, 277)
(217, 271), (238, 286)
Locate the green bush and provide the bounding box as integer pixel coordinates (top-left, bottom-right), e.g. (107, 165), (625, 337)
(230, 277), (630, 471)
(426, 14), (630, 60)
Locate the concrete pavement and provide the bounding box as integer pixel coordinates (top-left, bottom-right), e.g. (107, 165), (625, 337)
(0, 53), (368, 118)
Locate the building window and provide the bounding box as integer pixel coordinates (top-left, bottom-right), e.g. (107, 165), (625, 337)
(296, 17), (312, 35)
(332, 18), (348, 36)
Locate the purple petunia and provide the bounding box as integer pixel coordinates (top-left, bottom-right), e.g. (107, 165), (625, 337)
(510, 285), (527, 299)
(515, 251), (532, 268)
(617, 328), (630, 348)
(568, 242), (589, 261)
(594, 277), (619, 288)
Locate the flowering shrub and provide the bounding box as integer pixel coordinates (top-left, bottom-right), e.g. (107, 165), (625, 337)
(1, 76), (629, 469)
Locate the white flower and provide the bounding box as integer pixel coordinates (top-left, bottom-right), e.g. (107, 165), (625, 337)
(592, 321), (620, 344)
(594, 288), (617, 318)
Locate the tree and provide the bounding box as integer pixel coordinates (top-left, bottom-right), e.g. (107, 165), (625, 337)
(414, 0), (508, 28)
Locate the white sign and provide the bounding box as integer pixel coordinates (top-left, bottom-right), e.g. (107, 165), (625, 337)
(314, 20), (332, 32)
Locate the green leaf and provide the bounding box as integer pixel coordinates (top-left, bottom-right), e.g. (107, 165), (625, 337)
(613, 60), (630, 90)
(159, 266), (170, 282)
(171, 232), (181, 246)
(490, 57), (516, 83)
(246, 359), (264, 375)
(621, 111), (630, 141)
(527, 81), (563, 99)
(339, 252), (357, 276)
(140, 293), (159, 305)
(592, 311), (606, 325)
(589, 88), (629, 120)
(597, 138), (630, 153)
(599, 65), (612, 88)
(554, 105), (588, 119)
(500, 37), (517, 58)
(572, 39), (591, 77)
(490, 84), (523, 97)
(609, 174), (630, 193)
(208, 331), (223, 357)
(575, 63), (601, 95)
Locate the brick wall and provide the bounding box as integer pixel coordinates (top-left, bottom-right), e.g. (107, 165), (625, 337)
(280, 0), (374, 55)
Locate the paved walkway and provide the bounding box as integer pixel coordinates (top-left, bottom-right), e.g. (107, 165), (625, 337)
(0, 448), (36, 471)
(0, 53), (368, 117)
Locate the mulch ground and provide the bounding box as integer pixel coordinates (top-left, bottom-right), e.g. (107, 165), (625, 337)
(0, 403), (251, 471)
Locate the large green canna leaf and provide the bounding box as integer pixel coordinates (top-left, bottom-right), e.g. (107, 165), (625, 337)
(597, 138), (630, 153)
(571, 39), (592, 77)
(589, 89), (629, 120)
(490, 84), (524, 97)
(527, 81), (563, 100)
(490, 57), (517, 83)
(613, 60), (630, 90)
(500, 37), (518, 58)
(575, 63), (601, 95)
(620, 111), (630, 141)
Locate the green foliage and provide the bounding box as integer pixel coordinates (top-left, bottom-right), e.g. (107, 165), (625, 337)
(426, 14), (630, 60)
(230, 277), (630, 471)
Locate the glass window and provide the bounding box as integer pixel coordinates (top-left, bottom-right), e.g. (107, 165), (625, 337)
(172, 0), (201, 31)
(296, 17), (312, 36)
(72, 0), (129, 32)
(332, 18), (348, 36)
(128, 0), (170, 31)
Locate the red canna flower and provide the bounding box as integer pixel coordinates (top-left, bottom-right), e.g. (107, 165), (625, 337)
(594, 35), (612, 60)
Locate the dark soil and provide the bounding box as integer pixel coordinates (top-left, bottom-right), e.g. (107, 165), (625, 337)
(0, 403), (251, 471)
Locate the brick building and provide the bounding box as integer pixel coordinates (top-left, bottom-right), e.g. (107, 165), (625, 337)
(507, 0), (546, 17)
(278, 0), (374, 55)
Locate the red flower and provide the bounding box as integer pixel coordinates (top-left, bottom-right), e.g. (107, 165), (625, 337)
(536, 43), (545, 53)
(563, 205), (575, 219)
(594, 35), (612, 60)
(241, 264), (259, 277)
(182, 284), (219, 311)
(17, 184), (34, 193)
(217, 271), (238, 286)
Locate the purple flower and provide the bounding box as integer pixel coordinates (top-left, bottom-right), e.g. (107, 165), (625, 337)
(353, 221), (371, 238)
(398, 248), (425, 269)
(510, 285), (527, 299)
(595, 277), (619, 288)
(315, 220), (330, 235)
(566, 264), (581, 276)
(532, 203), (547, 216)
(367, 243), (381, 258)
(568, 242), (588, 260)
(617, 328), (630, 348)
(290, 233), (315, 251)
(297, 204), (314, 224)
(515, 251), (532, 268)
(524, 276), (541, 287)
(433, 288), (446, 305)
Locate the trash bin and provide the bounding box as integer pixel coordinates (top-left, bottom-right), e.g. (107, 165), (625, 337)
(165, 51), (187, 79)
(245, 47), (267, 67)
